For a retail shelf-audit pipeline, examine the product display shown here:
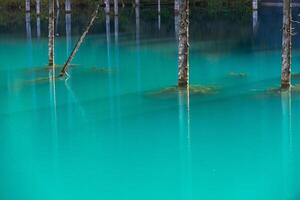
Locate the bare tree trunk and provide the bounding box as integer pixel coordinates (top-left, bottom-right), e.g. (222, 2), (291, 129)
(60, 3), (100, 77)
(178, 0), (189, 87)
(36, 0), (40, 15)
(56, 0), (60, 9)
(66, 13), (72, 54)
(114, 0), (118, 16)
(281, 0), (292, 89)
(174, 0), (180, 13)
(65, 0), (71, 12)
(105, 0), (110, 14)
(48, 0), (55, 67)
(252, 0), (258, 10)
(37, 16), (41, 38)
(26, 0), (31, 12)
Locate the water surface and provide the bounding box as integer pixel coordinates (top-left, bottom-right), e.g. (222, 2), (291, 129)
(1, 6), (300, 200)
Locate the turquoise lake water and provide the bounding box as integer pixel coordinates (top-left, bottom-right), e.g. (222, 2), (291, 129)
(1, 6), (300, 200)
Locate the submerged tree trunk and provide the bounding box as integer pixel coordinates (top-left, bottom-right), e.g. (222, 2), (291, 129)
(178, 0), (189, 87)
(48, 0), (55, 67)
(281, 0), (292, 89)
(60, 3), (100, 77)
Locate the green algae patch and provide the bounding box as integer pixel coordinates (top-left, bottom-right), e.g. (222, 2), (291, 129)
(26, 64), (79, 73)
(146, 85), (219, 97)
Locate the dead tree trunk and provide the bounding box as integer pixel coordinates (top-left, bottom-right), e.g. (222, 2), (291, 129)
(178, 0), (189, 87)
(56, 0), (60, 9)
(281, 0), (292, 89)
(26, 0), (31, 12)
(60, 3), (100, 77)
(36, 0), (40, 15)
(104, 0), (110, 14)
(48, 0), (55, 67)
(65, 0), (71, 12)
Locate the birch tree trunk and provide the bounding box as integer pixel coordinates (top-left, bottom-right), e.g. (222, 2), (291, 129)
(26, 0), (31, 12)
(114, 0), (118, 16)
(48, 0), (55, 67)
(105, 0), (110, 14)
(174, 0), (180, 13)
(65, 0), (71, 12)
(60, 4), (100, 77)
(36, 0), (40, 15)
(281, 0), (292, 89)
(178, 0), (189, 87)
(56, 0), (60, 9)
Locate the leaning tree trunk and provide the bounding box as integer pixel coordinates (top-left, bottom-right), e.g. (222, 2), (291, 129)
(281, 0), (292, 89)
(178, 0), (189, 87)
(48, 0), (55, 67)
(60, 3), (100, 77)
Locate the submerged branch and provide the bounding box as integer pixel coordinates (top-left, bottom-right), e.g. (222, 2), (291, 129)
(59, 3), (101, 78)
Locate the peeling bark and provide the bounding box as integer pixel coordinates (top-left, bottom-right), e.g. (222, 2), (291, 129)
(178, 0), (189, 87)
(48, 0), (55, 67)
(281, 0), (292, 89)
(60, 3), (100, 77)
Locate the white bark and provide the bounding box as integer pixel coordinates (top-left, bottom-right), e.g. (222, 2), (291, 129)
(105, 0), (110, 14)
(114, 0), (118, 16)
(26, 0), (31, 12)
(66, 13), (72, 54)
(65, 0), (71, 12)
(174, 0), (180, 13)
(252, 0), (258, 10)
(36, 0), (40, 15)
(37, 16), (41, 38)
(26, 13), (32, 39)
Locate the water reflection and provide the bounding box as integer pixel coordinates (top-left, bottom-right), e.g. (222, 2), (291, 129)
(66, 13), (72, 54)
(280, 91), (294, 199)
(178, 89), (192, 200)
